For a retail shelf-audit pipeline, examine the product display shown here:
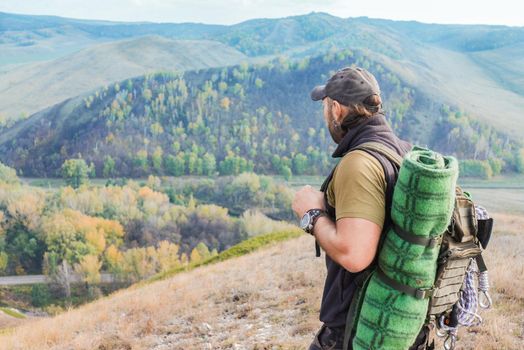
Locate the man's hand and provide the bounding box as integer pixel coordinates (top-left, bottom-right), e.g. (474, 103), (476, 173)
(292, 185), (325, 218)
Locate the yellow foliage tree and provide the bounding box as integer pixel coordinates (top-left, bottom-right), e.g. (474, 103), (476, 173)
(75, 254), (102, 285)
(190, 248), (202, 264)
(156, 241), (181, 272)
(85, 229), (106, 254)
(105, 244), (124, 273)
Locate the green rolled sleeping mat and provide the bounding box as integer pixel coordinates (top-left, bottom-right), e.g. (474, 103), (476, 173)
(353, 147), (458, 350)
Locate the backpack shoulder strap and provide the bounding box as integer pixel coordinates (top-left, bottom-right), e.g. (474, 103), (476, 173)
(351, 141), (404, 168)
(342, 142), (404, 350)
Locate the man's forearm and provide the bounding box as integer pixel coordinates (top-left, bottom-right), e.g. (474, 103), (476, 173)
(313, 216), (350, 266)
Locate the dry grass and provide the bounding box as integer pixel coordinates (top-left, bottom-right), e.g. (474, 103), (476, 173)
(0, 213), (522, 349)
(0, 235), (325, 350)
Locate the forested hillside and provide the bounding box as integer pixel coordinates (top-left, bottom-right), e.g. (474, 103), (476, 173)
(0, 49), (520, 179)
(2, 11), (524, 138)
(0, 36), (247, 123)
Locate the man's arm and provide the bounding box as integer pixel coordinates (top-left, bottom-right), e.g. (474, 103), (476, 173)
(292, 185), (382, 273)
(313, 216), (381, 273)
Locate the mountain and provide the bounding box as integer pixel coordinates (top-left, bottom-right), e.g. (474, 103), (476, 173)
(0, 50), (518, 178)
(1, 12), (523, 140)
(0, 209), (521, 349)
(0, 11), (224, 68)
(0, 35), (247, 120)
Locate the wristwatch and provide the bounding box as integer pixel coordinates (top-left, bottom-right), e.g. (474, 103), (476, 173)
(300, 209), (327, 235)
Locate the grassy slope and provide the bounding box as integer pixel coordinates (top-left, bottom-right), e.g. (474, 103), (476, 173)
(470, 42), (524, 96)
(0, 35), (248, 119)
(0, 192), (521, 350)
(347, 35), (524, 140)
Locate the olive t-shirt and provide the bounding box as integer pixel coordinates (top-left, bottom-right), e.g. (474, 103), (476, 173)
(326, 150), (386, 228)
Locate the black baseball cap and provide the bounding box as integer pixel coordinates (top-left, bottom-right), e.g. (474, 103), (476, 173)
(311, 67), (380, 107)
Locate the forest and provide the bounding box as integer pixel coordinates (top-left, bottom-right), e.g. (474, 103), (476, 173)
(0, 163), (295, 306)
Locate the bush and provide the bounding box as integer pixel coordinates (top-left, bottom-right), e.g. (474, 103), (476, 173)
(459, 160), (493, 179)
(31, 284), (51, 307)
(0, 162), (19, 184)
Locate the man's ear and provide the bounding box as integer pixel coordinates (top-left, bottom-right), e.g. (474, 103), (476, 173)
(331, 100), (344, 123)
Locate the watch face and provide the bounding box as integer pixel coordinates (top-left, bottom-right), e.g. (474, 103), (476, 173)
(300, 212), (311, 230)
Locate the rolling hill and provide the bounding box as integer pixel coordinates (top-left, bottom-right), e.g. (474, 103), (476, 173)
(0, 35), (247, 120)
(1, 11), (524, 140)
(0, 50), (518, 178)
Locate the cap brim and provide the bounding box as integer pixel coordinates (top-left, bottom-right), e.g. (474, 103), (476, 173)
(310, 85), (327, 101)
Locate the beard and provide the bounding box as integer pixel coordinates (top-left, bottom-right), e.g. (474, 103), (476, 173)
(326, 103), (345, 144)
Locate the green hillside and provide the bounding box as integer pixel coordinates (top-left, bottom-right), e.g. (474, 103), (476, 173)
(0, 35), (247, 122)
(0, 50), (519, 178)
(1, 12), (523, 140)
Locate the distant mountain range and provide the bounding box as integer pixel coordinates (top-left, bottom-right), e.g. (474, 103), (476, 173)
(0, 11), (522, 176)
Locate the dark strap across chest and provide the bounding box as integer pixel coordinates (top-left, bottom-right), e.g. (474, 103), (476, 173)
(317, 142), (403, 257)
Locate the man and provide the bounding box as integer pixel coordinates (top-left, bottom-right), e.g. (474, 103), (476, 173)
(292, 67), (411, 349)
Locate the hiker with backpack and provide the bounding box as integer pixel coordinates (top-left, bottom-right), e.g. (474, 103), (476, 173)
(292, 67), (493, 350)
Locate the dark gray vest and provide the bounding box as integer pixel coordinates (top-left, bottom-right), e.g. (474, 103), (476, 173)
(318, 113), (411, 327)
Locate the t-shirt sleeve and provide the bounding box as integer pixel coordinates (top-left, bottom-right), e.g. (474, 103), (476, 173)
(331, 150), (387, 228)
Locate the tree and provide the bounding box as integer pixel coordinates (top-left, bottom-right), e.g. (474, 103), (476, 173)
(88, 162), (96, 178)
(103, 156), (116, 178)
(515, 148), (524, 173)
(0, 251), (7, 274)
(186, 152), (198, 175)
(49, 259), (73, 305)
(75, 254), (102, 286)
(152, 146), (163, 173)
(156, 241), (181, 272)
(61, 159), (90, 188)
(281, 165), (292, 180)
(165, 154), (185, 176)
(134, 150), (149, 173)
(202, 153), (217, 176)
(292, 154), (308, 175)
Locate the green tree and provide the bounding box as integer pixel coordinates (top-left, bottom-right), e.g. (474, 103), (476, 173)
(186, 152), (198, 175)
(292, 154), (308, 175)
(152, 146), (164, 173)
(165, 154), (186, 176)
(88, 162), (96, 178)
(61, 159), (90, 188)
(280, 165), (292, 180)
(515, 148), (524, 173)
(134, 150), (149, 173)
(202, 153), (217, 176)
(103, 156), (116, 178)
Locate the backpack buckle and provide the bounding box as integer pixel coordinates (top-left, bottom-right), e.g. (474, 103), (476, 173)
(416, 288), (434, 299)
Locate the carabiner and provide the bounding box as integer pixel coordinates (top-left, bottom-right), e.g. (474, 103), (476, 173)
(479, 289), (493, 309)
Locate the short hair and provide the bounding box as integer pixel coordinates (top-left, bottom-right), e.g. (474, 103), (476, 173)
(340, 94), (382, 131)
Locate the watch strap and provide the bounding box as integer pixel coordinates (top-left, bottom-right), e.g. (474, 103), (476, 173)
(306, 209), (327, 234)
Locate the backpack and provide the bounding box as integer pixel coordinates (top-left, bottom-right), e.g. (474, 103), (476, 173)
(341, 143), (494, 350)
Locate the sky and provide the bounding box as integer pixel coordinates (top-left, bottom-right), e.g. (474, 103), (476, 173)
(0, 0), (522, 26)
